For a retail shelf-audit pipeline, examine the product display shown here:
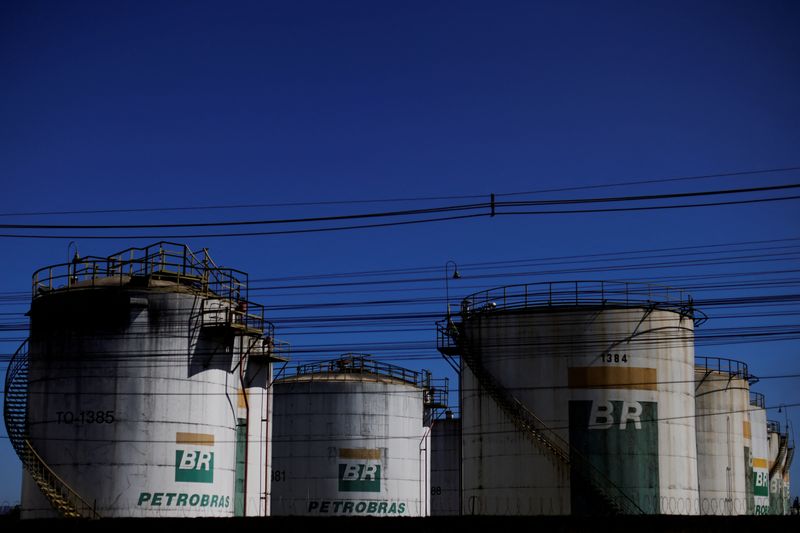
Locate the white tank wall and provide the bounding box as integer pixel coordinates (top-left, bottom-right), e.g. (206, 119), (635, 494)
(750, 407), (769, 514)
(243, 356), (274, 516)
(421, 423), (432, 517)
(270, 375), (429, 516)
(461, 306), (698, 515)
(22, 289), (248, 518)
(430, 417), (460, 515)
(694, 369), (749, 515)
(741, 390), (753, 514)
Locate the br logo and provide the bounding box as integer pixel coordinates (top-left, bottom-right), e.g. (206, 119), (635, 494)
(338, 448), (382, 493)
(754, 470), (769, 496)
(589, 400), (644, 430)
(175, 432), (215, 483)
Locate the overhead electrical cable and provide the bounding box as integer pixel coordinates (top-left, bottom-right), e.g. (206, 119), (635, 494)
(0, 183), (797, 230)
(1, 165), (797, 218)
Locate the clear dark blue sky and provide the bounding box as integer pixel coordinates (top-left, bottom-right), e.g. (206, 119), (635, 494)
(1, 0), (799, 507)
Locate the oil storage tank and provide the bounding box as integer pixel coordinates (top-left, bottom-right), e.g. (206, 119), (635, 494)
(270, 355), (438, 516)
(437, 281), (702, 515)
(749, 392), (769, 514)
(430, 410), (460, 515)
(4, 242), (288, 518)
(694, 356), (752, 515)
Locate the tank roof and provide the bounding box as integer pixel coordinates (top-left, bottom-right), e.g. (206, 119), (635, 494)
(457, 280), (702, 322)
(30, 241), (278, 341)
(281, 354), (430, 388)
(695, 356), (757, 384)
(32, 241), (248, 298)
(275, 371), (420, 387)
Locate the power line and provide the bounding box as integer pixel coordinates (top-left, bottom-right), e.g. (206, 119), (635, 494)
(3, 402), (798, 445)
(0, 236), (794, 294)
(4, 371), (799, 398)
(0, 212), (486, 240)
(246, 237), (800, 283)
(1, 185), (799, 239)
(1, 183), (797, 230)
(1, 165), (797, 218)
(500, 194), (800, 216)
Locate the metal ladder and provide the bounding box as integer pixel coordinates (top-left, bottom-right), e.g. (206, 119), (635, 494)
(444, 321), (642, 515)
(3, 339), (99, 518)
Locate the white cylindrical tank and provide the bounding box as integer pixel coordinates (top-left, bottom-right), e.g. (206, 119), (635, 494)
(270, 355), (431, 516)
(430, 412), (460, 515)
(17, 243), (280, 518)
(448, 281), (700, 515)
(749, 392), (769, 515)
(243, 344), (277, 517)
(694, 357), (751, 515)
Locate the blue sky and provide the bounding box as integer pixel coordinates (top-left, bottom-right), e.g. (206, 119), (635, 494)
(1, 0), (799, 508)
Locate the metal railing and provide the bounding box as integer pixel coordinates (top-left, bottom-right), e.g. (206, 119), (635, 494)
(22, 440), (99, 519)
(243, 332), (290, 362)
(424, 377), (449, 408)
(3, 339), (99, 518)
(695, 356), (750, 382)
(271, 339), (291, 360)
(436, 318), (460, 355)
(750, 391), (765, 409)
(458, 280), (702, 323)
(31, 241), (277, 340)
(32, 241), (248, 303)
(767, 420), (782, 434)
(3, 339), (29, 460)
(200, 298), (275, 340)
(295, 354), (432, 389)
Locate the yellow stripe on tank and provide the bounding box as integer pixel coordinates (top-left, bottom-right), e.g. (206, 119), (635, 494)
(568, 366), (657, 391)
(176, 432), (215, 446)
(339, 448), (381, 460)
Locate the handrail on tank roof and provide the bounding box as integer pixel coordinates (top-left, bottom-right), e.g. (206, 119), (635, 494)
(457, 280), (701, 322)
(30, 241), (277, 339)
(695, 356), (751, 382)
(294, 354), (433, 388)
(767, 420), (782, 434)
(32, 241), (248, 298)
(750, 391), (766, 409)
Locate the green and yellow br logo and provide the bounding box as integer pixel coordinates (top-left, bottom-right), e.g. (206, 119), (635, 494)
(338, 448), (381, 493)
(175, 432), (215, 484)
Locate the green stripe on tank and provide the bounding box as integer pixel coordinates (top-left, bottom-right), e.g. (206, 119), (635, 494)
(568, 400), (660, 514)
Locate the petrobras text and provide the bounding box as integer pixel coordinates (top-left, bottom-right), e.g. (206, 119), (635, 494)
(307, 499), (407, 515)
(137, 492), (230, 508)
